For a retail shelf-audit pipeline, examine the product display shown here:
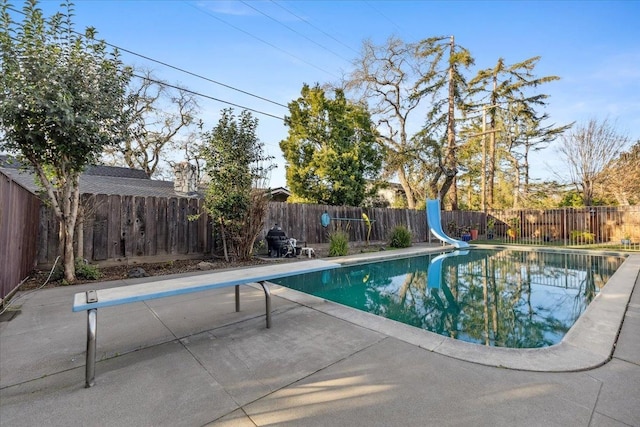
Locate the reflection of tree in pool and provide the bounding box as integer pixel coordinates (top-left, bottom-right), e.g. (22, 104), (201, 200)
(273, 250), (624, 348)
(318, 256), (429, 314)
(355, 256), (460, 334)
(447, 251), (571, 348)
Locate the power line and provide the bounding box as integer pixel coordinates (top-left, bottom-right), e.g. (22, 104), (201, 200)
(239, 0), (352, 63)
(5, 4), (289, 110)
(132, 73), (285, 121)
(269, 0), (360, 56)
(116, 45), (288, 109)
(365, 1), (403, 33)
(184, 1), (339, 78)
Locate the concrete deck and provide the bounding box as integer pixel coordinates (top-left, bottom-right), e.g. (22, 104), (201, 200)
(1, 248), (639, 426)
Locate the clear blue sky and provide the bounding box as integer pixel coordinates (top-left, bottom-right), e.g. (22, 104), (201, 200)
(19, 1), (640, 187)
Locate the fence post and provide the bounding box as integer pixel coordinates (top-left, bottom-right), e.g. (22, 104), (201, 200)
(563, 207), (567, 246)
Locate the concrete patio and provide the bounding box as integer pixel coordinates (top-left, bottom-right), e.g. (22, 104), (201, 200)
(1, 248), (639, 426)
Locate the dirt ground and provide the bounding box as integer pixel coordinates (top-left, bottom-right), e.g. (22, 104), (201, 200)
(19, 242), (389, 291)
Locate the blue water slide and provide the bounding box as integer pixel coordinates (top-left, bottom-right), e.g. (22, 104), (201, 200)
(426, 199), (470, 248)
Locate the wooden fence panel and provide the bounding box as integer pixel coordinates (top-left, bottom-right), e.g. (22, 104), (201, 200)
(0, 176), (40, 299)
(81, 195), (94, 261)
(121, 195), (135, 257)
(197, 199), (209, 254)
(92, 194), (109, 260)
(187, 198), (199, 253)
(107, 195), (121, 259)
(133, 197), (146, 257)
(167, 197), (178, 255)
(146, 196), (158, 256)
(263, 203), (427, 245)
(156, 197), (167, 255)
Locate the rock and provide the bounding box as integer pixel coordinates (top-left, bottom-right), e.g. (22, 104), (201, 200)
(379, 247), (386, 251)
(128, 267), (149, 278)
(197, 261), (215, 270)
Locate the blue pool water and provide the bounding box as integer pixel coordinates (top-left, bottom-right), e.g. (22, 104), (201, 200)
(271, 249), (625, 348)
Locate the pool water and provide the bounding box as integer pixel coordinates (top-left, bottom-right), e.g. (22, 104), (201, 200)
(271, 249), (625, 348)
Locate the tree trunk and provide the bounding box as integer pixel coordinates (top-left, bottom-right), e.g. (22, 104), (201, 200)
(443, 35), (458, 210)
(487, 77), (498, 209)
(219, 218), (229, 262)
(62, 178), (81, 283)
(523, 145), (530, 200)
(429, 168), (443, 200)
(397, 168), (416, 209)
(76, 206), (84, 261)
(583, 179), (594, 207)
(440, 171), (457, 209)
(63, 220), (76, 283)
(513, 165), (521, 209)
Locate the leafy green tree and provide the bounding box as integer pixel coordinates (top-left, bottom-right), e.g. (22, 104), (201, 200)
(0, 0), (131, 282)
(467, 56), (561, 209)
(414, 36), (474, 209)
(201, 109), (274, 261)
(280, 84), (382, 206)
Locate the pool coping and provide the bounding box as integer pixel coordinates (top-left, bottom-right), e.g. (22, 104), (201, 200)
(270, 245), (640, 372)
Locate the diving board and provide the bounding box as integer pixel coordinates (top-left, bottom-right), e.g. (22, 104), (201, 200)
(426, 199), (470, 248)
(73, 259), (341, 387)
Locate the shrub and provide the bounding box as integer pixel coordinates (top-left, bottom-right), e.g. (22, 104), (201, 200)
(75, 260), (102, 280)
(328, 230), (349, 257)
(570, 230), (595, 244)
(389, 225), (412, 248)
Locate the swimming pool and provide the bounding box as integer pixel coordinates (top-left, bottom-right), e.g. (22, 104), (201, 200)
(271, 248), (626, 349)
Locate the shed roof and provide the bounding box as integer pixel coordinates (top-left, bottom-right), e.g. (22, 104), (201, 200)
(0, 155), (287, 200)
(0, 155), (189, 198)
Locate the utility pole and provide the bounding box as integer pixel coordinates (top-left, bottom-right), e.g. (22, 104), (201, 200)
(460, 105), (499, 212)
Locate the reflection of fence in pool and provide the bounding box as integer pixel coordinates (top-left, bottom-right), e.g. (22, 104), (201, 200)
(271, 249), (626, 349)
(452, 249), (623, 291)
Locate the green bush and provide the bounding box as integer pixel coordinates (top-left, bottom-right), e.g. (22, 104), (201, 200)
(75, 260), (102, 280)
(389, 225), (412, 248)
(570, 230), (595, 244)
(328, 230), (349, 257)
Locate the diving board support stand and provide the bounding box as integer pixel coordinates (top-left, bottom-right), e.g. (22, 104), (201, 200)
(86, 307), (97, 388)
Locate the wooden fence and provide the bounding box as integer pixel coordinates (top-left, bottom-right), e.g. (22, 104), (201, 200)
(35, 197), (429, 265)
(37, 195), (213, 265)
(34, 197), (640, 267)
(265, 202), (428, 245)
(1, 175), (40, 300)
(4, 188), (638, 299)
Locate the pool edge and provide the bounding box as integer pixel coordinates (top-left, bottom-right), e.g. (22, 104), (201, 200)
(272, 247), (639, 372)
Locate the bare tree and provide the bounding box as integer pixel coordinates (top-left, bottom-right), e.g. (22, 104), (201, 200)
(556, 118), (631, 206)
(597, 141), (640, 205)
(103, 70), (199, 177)
(344, 36), (425, 209)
